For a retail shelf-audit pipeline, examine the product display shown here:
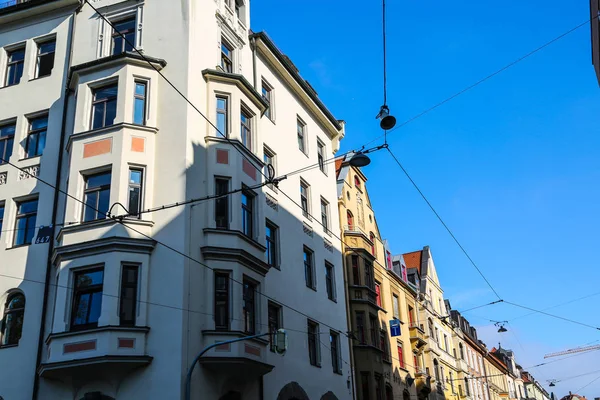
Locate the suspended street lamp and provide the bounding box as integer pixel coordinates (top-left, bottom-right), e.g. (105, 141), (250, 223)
(377, 0), (396, 131)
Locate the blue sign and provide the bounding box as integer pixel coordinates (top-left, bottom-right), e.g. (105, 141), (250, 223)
(390, 319), (401, 337)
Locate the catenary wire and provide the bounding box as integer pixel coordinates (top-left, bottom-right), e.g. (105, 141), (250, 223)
(503, 301), (600, 331)
(574, 373), (600, 393)
(385, 145), (502, 300)
(363, 14), (600, 148)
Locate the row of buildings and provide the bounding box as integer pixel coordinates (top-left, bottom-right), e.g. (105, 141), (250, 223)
(0, 0), (556, 399)
(336, 154), (553, 400)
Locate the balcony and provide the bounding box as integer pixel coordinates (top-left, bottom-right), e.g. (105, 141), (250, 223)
(199, 331), (274, 380)
(457, 358), (469, 373)
(39, 326), (151, 380)
(343, 225), (375, 256)
(409, 323), (427, 349)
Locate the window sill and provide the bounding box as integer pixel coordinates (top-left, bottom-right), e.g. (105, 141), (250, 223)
(327, 297), (337, 304)
(309, 363), (322, 368)
(306, 285), (317, 292)
(0, 343), (18, 349)
(0, 82), (19, 90)
(19, 155), (42, 162)
(334, 369), (343, 375)
(29, 75), (51, 82)
(6, 243), (32, 250)
(300, 150), (309, 158)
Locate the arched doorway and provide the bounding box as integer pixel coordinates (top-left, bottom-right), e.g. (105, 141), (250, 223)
(277, 382), (310, 400)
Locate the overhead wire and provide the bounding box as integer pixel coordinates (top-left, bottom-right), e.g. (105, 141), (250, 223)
(503, 301), (600, 331)
(574, 374), (600, 393)
(362, 13), (600, 149)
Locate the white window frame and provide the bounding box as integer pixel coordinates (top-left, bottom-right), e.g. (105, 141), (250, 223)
(97, 5), (144, 58)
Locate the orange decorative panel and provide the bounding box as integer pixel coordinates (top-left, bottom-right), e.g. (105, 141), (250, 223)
(242, 159), (256, 180)
(131, 137), (145, 153)
(216, 149), (229, 164)
(118, 338), (135, 348)
(244, 343), (261, 357)
(83, 138), (112, 158)
(63, 340), (96, 354)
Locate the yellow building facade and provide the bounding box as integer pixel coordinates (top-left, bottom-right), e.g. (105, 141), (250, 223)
(336, 156), (424, 400)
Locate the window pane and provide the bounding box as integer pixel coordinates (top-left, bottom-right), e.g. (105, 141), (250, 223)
(105, 99), (117, 126)
(83, 192), (98, 222)
(87, 172), (111, 188)
(18, 199), (38, 214)
(134, 98), (145, 125)
(128, 187), (140, 214)
(98, 188), (110, 218)
(73, 293), (90, 325)
(25, 215), (36, 244)
(92, 103), (105, 130)
(76, 270), (104, 287)
(129, 170), (142, 184)
(3, 312), (24, 345)
(217, 112), (226, 134)
(95, 86), (118, 100)
(14, 217), (27, 245)
(135, 82), (146, 96)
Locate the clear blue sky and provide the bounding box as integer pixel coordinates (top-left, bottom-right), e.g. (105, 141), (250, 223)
(252, 0), (600, 396)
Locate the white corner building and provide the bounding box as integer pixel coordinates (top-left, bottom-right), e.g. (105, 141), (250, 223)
(0, 1), (351, 399)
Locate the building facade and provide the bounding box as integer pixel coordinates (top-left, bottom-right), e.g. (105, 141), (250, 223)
(336, 155), (422, 400)
(0, 0), (351, 399)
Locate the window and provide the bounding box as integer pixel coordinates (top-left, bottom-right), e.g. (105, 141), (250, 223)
(0, 202), (4, 237)
(297, 117), (306, 153)
(263, 146), (276, 185)
(397, 342), (405, 368)
(435, 327), (439, 344)
(307, 320), (320, 366)
(126, 168), (144, 217)
(1, 293), (25, 346)
(459, 343), (464, 359)
(354, 175), (361, 189)
(71, 268), (104, 330)
(408, 306), (415, 325)
(268, 302), (281, 352)
(369, 314), (378, 347)
(215, 177), (230, 229)
(346, 210), (354, 229)
(25, 115), (48, 158)
(450, 372), (455, 393)
(459, 385), (464, 397)
(214, 272), (229, 330)
(364, 261), (374, 290)
(235, 0), (246, 24)
(83, 171), (111, 222)
(241, 189), (254, 237)
(243, 279), (256, 334)
(119, 264), (138, 326)
(369, 232), (376, 254)
(240, 108), (252, 150)
(352, 255), (360, 285)
(303, 246), (315, 289)
(356, 311), (366, 344)
(221, 38), (233, 73)
(330, 330), (341, 373)
(465, 378), (470, 396)
(444, 334), (448, 352)
(14, 198), (37, 246)
(317, 140), (325, 173)
(112, 17), (136, 55)
(375, 374), (383, 400)
(0, 122), (15, 164)
(380, 329), (391, 362)
(262, 79), (272, 119)
(392, 294), (399, 319)
(320, 199), (329, 233)
(375, 283), (381, 307)
(265, 220), (278, 268)
(91, 84), (118, 129)
(433, 359), (440, 381)
(5, 47), (25, 87)
(36, 40), (55, 78)
(133, 81), (147, 125)
(300, 180), (310, 217)
(441, 366), (445, 387)
(361, 373), (370, 400)
(325, 262), (335, 301)
(216, 95), (228, 135)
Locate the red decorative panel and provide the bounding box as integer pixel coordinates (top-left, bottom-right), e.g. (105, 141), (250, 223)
(242, 159), (256, 180)
(244, 343), (261, 357)
(118, 338), (135, 348)
(131, 137), (145, 153)
(215, 342), (231, 352)
(216, 149), (229, 164)
(63, 340), (96, 354)
(83, 139), (112, 158)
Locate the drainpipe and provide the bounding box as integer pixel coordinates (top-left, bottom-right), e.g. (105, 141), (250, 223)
(32, 5), (79, 399)
(250, 36), (257, 89)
